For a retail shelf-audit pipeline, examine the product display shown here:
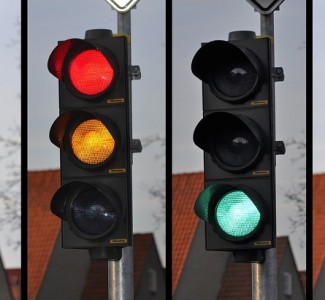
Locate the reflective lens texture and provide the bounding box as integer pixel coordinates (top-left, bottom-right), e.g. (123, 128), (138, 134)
(72, 188), (119, 235)
(215, 190), (261, 238)
(71, 119), (115, 165)
(69, 49), (114, 96)
(212, 56), (257, 98)
(214, 118), (259, 168)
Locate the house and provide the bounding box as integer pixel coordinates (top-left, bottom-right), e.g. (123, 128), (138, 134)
(172, 172), (305, 299)
(6, 269), (20, 300)
(28, 169), (165, 299)
(0, 253), (14, 300)
(313, 173), (325, 299)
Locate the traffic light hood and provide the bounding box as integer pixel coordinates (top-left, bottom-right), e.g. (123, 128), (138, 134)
(191, 40), (262, 102)
(48, 39), (92, 80)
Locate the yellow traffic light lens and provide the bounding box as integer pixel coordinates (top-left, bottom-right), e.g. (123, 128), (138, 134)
(71, 119), (115, 165)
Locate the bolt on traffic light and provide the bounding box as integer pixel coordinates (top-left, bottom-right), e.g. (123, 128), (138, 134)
(48, 29), (133, 260)
(192, 31), (284, 260)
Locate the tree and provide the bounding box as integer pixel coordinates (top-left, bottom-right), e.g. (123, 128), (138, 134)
(141, 134), (165, 229)
(0, 18), (21, 249)
(284, 134), (306, 247)
(0, 125), (21, 249)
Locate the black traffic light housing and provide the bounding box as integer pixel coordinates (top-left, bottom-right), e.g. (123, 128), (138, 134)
(48, 29), (132, 260)
(192, 31), (284, 262)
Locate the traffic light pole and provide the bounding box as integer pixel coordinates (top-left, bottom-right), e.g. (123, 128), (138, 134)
(252, 12), (277, 300)
(107, 11), (134, 300)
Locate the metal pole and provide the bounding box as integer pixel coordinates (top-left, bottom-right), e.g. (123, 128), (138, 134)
(108, 247), (134, 299)
(252, 12), (277, 300)
(252, 248), (277, 299)
(108, 10), (134, 300)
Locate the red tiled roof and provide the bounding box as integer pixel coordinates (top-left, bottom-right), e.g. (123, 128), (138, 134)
(82, 233), (154, 299)
(133, 233), (154, 290)
(28, 169), (61, 300)
(172, 172), (203, 294)
(313, 173), (325, 287)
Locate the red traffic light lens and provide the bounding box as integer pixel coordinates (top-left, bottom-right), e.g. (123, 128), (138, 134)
(68, 49), (115, 96)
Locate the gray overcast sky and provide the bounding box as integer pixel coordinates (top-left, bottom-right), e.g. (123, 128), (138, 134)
(28, 0), (166, 267)
(173, 0), (306, 270)
(313, 0), (325, 174)
(0, 0), (20, 268)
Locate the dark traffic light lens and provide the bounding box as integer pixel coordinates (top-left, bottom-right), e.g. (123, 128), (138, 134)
(215, 190), (261, 238)
(193, 112), (263, 172)
(214, 120), (260, 168)
(71, 188), (119, 236)
(69, 49), (114, 96)
(71, 118), (116, 165)
(212, 58), (257, 98)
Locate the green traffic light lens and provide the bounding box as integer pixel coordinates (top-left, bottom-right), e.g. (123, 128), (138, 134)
(215, 190), (261, 238)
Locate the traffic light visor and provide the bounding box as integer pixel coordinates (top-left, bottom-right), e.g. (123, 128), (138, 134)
(194, 184), (217, 221)
(48, 39), (86, 80)
(191, 40), (261, 102)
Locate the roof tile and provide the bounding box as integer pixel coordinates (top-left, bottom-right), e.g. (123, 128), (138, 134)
(28, 170), (61, 299)
(313, 173), (325, 287)
(172, 172), (203, 294)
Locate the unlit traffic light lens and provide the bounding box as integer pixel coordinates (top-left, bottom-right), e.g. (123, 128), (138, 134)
(215, 190), (261, 238)
(71, 119), (115, 165)
(193, 112), (263, 172)
(212, 58), (257, 98)
(69, 49), (114, 96)
(71, 187), (119, 236)
(214, 118), (260, 168)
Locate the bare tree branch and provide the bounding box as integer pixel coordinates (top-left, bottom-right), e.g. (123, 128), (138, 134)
(283, 134), (306, 247)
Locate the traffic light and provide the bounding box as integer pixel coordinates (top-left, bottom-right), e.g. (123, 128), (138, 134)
(192, 31), (284, 261)
(48, 29), (132, 260)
